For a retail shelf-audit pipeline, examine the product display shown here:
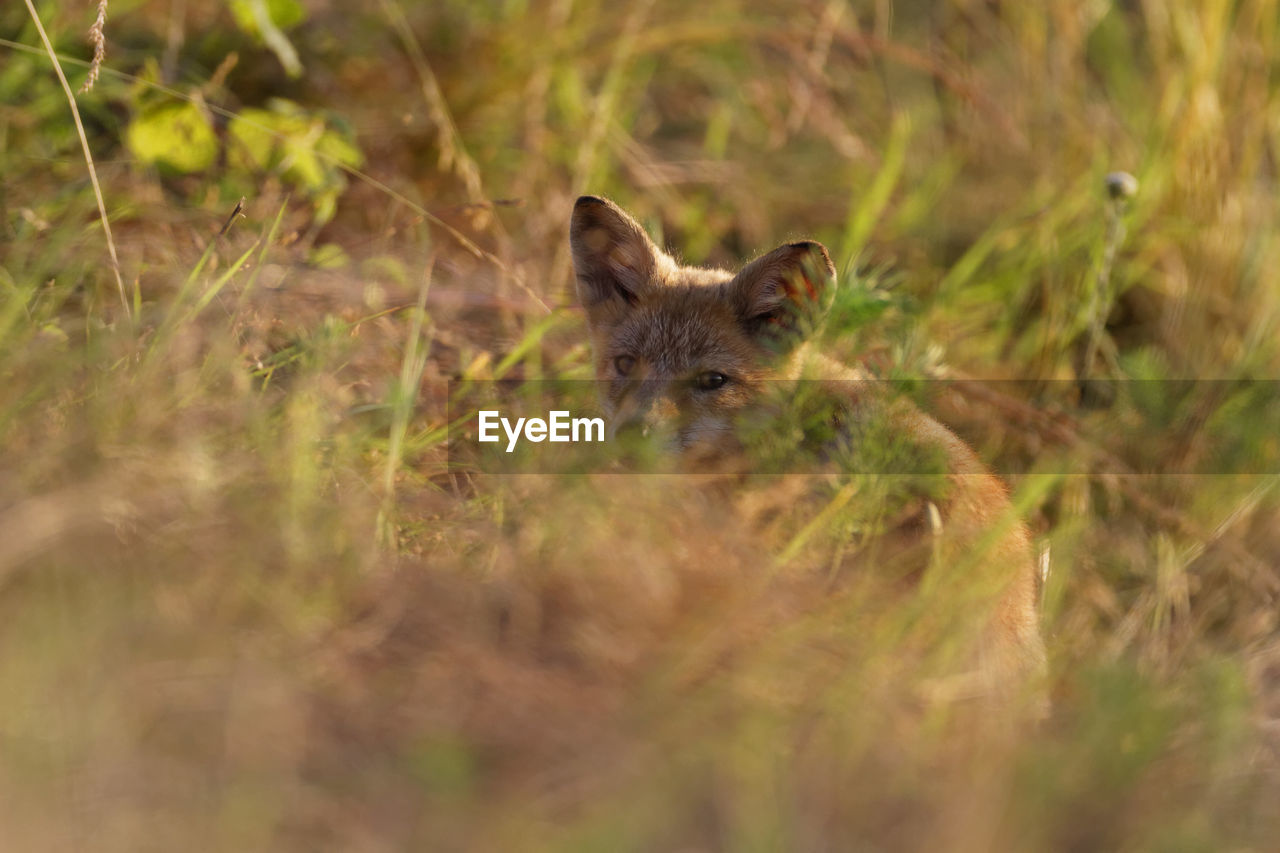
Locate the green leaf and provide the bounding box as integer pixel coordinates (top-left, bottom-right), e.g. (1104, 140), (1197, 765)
(229, 0), (307, 77)
(125, 102), (218, 174)
(227, 100), (363, 224)
(308, 243), (350, 269)
(229, 0), (307, 34)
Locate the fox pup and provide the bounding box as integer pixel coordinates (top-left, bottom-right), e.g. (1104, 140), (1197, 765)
(569, 195), (1046, 701)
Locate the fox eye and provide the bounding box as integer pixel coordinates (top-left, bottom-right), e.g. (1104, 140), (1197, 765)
(695, 371), (728, 391)
(614, 355), (636, 376)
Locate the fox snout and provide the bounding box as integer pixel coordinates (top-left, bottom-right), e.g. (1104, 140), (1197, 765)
(608, 382), (680, 443)
(607, 380), (738, 463)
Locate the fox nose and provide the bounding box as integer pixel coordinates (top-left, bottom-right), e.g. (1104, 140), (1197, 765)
(610, 394), (678, 442)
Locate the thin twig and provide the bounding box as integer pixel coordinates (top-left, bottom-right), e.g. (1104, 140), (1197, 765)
(377, 0), (483, 203)
(22, 0), (129, 317)
(219, 197), (247, 237)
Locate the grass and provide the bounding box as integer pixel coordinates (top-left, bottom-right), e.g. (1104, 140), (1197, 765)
(2, 0), (1280, 850)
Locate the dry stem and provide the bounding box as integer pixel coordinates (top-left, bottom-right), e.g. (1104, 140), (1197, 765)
(23, 0), (129, 317)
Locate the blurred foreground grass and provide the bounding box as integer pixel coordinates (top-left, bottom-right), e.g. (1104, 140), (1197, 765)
(2, 1), (1280, 849)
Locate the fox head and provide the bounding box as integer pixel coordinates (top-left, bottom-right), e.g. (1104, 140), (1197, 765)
(570, 195), (836, 460)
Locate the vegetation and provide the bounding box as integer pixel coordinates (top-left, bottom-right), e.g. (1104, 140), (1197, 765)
(2, 1), (1279, 849)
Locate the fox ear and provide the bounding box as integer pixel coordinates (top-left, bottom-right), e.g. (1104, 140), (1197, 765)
(570, 196), (661, 312)
(730, 241), (835, 344)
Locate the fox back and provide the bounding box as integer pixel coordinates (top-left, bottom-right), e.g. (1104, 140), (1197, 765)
(569, 195), (1047, 704)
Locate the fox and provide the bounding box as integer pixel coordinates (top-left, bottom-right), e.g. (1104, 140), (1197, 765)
(568, 194), (1047, 706)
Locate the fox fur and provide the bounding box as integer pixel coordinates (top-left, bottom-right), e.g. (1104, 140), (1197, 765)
(569, 194), (1046, 706)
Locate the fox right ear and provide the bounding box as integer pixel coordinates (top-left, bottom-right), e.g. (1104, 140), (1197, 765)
(730, 240), (836, 346)
(570, 196), (661, 312)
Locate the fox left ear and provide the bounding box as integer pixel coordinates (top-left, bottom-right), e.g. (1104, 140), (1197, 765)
(730, 241), (836, 344)
(570, 196), (662, 314)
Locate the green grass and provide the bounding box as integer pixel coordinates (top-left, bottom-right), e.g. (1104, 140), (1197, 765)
(2, 1), (1280, 850)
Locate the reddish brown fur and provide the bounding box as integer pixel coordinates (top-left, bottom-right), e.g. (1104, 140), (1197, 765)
(570, 195), (1046, 704)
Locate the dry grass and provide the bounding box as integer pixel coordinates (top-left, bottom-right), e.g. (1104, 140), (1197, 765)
(20, 0), (127, 314)
(77, 0), (108, 95)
